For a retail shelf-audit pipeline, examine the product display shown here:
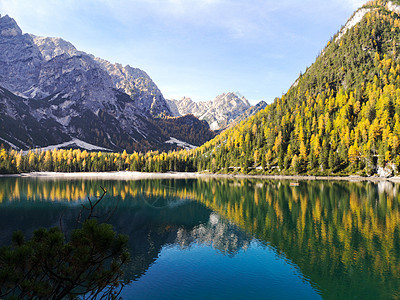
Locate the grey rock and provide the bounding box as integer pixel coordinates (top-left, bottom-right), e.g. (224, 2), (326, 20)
(0, 15), (175, 151)
(167, 92), (252, 130)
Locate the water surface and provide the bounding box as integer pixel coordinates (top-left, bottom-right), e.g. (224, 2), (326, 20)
(0, 177), (399, 299)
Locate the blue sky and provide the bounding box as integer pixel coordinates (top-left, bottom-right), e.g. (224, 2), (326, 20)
(0, 0), (367, 104)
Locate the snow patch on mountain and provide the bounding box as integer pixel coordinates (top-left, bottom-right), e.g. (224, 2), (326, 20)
(336, 8), (371, 42)
(0, 137), (18, 149)
(56, 115), (71, 126)
(165, 137), (197, 150)
(209, 121), (219, 131)
(29, 138), (111, 152)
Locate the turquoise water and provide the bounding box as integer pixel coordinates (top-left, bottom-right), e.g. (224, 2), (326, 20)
(123, 242), (319, 299)
(0, 177), (399, 299)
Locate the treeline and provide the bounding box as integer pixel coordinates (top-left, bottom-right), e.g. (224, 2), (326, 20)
(3, 1), (400, 176)
(0, 148), (195, 174)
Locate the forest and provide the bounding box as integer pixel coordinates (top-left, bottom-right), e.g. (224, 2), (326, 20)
(0, 147), (195, 174)
(191, 0), (400, 177)
(2, 1), (400, 176)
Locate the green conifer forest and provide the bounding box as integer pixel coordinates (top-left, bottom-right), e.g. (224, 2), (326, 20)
(3, 0), (400, 176)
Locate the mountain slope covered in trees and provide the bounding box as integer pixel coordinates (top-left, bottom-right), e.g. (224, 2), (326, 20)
(5, 0), (400, 176)
(191, 0), (400, 176)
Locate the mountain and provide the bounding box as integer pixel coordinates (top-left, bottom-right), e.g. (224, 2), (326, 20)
(151, 114), (216, 147)
(228, 100), (267, 129)
(0, 85), (69, 149)
(6, 0), (400, 177)
(0, 15), (212, 152)
(166, 92), (252, 130)
(189, 0), (400, 176)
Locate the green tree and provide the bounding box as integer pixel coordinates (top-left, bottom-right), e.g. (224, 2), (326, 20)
(0, 188), (130, 299)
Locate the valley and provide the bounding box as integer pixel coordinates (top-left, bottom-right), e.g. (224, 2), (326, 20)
(0, 15), (261, 153)
(3, 1), (400, 177)
(3, 1), (400, 299)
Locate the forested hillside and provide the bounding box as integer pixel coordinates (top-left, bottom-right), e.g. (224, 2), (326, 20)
(3, 0), (400, 176)
(151, 115), (216, 147)
(192, 0), (400, 176)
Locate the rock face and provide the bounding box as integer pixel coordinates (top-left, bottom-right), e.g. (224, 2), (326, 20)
(0, 14), (213, 152)
(228, 100), (267, 128)
(167, 92), (252, 130)
(0, 85), (70, 149)
(93, 57), (170, 117)
(0, 15), (43, 97)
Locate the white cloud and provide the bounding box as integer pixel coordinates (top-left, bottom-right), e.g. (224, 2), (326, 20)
(0, 0), (368, 43)
(84, 0), (282, 40)
(0, 0), (372, 103)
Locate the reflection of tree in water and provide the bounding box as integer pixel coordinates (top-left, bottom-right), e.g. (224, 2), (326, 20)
(186, 179), (400, 300)
(176, 212), (251, 257)
(3, 177), (400, 298)
(0, 178), (256, 285)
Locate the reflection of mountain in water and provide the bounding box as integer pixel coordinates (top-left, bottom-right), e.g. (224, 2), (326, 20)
(3, 177), (400, 298)
(0, 178), (253, 284)
(107, 196), (252, 281)
(182, 179), (400, 300)
(176, 213), (250, 257)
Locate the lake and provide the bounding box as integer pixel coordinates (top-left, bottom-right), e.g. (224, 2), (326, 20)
(0, 176), (399, 299)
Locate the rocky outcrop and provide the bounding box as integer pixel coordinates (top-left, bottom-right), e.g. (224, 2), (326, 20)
(0, 14), (184, 151)
(0, 15), (43, 97)
(228, 100), (267, 128)
(93, 58), (170, 117)
(168, 92), (252, 130)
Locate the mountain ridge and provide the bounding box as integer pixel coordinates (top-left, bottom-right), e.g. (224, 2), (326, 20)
(0, 14), (216, 152)
(187, 0), (400, 176)
(167, 92), (256, 130)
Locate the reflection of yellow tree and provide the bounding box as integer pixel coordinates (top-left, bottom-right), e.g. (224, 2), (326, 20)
(3, 177), (400, 292)
(120, 178), (400, 296)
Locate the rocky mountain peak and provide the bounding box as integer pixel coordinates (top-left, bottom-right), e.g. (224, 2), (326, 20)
(0, 15), (181, 151)
(179, 96), (195, 106)
(0, 16), (42, 95)
(0, 15), (22, 37)
(93, 57), (171, 117)
(30, 35), (83, 61)
(166, 92), (253, 130)
(214, 92), (250, 107)
(0, 15), (171, 117)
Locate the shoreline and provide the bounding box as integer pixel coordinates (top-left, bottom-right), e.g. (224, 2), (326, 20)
(1, 171), (400, 182)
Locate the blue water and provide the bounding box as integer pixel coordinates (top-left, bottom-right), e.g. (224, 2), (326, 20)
(122, 241), (321, 299)
(1, 177), (400, 299)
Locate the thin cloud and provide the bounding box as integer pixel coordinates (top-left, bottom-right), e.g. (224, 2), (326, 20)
(0, 0), (372, 103)
(93, 0), (285, 40)
(347, 0), (369, 9)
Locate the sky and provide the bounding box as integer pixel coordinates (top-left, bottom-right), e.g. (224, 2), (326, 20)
(0, 0), (368, 104)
